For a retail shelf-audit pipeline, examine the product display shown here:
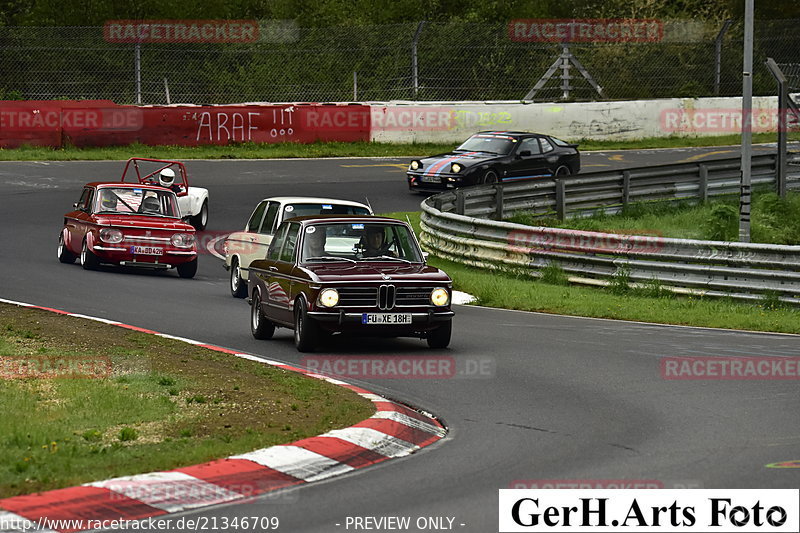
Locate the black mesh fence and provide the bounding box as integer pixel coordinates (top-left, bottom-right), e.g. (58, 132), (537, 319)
(0, 20), (798, 104)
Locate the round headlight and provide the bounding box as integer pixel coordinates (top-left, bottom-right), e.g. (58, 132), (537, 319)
(451, 163), (462, 173)
(431, 288), (450, 307)
(410, 160), (420, 170)
(319, 288), (339, 308)
(171, 233), (195, 247)
(99, 228), (123, 243)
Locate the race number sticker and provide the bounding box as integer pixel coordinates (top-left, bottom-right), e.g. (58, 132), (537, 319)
(285, 205), (294, 212)
(306, 226), (316, 233)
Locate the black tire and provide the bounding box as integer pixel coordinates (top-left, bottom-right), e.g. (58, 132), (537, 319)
(58, 233), (76, 264)
(427, 321), (452, 349)
(293, 299), (319, 353)
(177, 258), (198, 279)
(230, 258), (247, 298)
(191, 200), (208, 231)
(250, 290), (275, 340)
(80, 238), (99, 270)
(554, 165), (571, 177)
(481, 169), (499, 184)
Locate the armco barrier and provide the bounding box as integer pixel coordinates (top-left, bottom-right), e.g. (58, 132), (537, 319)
(0, 101), (370, 148)
(420, 154), (800, 305)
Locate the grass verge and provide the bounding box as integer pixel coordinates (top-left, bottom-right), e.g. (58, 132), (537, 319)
(0, 303), (374, 498)
(385, 211), (800, 335)
(0, 133), (796, 161)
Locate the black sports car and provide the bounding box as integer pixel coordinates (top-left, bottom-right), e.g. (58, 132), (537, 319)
(407, 131), (580, 193)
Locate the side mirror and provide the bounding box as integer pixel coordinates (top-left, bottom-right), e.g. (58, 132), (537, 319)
(518, 150), (532, 157)
(422, 251), (429, 262)
(73, 202), (80, 209)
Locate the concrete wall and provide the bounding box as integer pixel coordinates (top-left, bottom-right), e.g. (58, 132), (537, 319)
(369, 96), (786, 143)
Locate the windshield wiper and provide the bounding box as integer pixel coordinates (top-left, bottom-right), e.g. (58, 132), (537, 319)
(360, 255), (412, 263)
(305, 256), (357, 263)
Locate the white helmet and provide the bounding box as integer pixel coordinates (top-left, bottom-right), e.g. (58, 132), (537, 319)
(158, 168), (176, 188)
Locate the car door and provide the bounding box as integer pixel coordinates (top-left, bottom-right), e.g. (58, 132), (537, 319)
(261, 223), (299, 325)
(65, 187), (94, 253)
(240, 200), (280, 277)
(504, 137), (551, 182)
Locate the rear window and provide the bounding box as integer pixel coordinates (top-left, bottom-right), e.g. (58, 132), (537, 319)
(551, 137), (572, 147)
(284, 203), (371, 219)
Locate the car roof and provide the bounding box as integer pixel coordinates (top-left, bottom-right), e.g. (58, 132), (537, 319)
(86, 182), (168, 191)
(472, 131), (548, 138)
(284, 214), (405, 225)
(259, 196), (371, 209)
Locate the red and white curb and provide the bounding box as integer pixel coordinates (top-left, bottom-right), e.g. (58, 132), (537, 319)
(0, 298), (446, 533)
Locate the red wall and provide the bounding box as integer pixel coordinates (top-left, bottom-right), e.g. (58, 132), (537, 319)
(0, 101), (371, 148)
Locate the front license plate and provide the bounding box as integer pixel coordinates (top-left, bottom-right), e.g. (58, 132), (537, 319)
(420, 175), (440, 183)
(131, 246), (163, 255)
(361, 313), (413, 325)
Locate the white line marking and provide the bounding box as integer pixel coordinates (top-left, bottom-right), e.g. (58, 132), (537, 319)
(232, 446), (354, 482)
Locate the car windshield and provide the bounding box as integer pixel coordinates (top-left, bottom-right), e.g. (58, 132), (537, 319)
(284, 203), (371, 219)
(94, 187), (180, 217)
(455, 134), (515, 155)
(300, 222), (423, 263)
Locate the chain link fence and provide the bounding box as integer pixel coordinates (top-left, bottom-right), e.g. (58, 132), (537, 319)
(0, 20), (798, 105)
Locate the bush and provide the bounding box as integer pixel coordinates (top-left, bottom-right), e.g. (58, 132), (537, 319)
(539, 261), (569, 286)
(704, 204), (738, 241)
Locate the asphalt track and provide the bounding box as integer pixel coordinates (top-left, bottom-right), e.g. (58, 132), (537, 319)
(0, 145), (798, 532)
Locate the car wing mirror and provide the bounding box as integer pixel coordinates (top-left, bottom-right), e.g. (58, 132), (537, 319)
(422, 251), (429, 262)
(73, 202), (80, 209)
(518, 150), (531, 158)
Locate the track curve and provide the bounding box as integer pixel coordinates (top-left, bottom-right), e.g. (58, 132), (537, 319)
(1, 147), (798, 531)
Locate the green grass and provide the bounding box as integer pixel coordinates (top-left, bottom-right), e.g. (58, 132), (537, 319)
(507, 190), (800, 245)
(0, 304), (374, 497)
(0, 132), (796, 161)
(383, 211), (800, 334)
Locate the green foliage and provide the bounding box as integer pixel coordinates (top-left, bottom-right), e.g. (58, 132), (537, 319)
(608, 264), (632, 295)
(118, 427), (138, 442)
(704, 203), (738, 241)
(539, 261), (569, 286)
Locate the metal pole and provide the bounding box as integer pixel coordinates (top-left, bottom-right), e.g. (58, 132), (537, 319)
(135, 42), (142, 105)
(766, 58), (788, 197)
(739, 0), (754, 243)
(412, 21), (426, 99)
(714, 19), (733, 96)
(164, 78), (171, 105)
(353, 71), (357, 101)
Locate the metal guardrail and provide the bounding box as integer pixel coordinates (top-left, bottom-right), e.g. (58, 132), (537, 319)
(421, 153), (800, 305)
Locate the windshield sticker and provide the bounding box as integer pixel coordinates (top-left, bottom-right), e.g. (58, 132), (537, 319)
(322, 204), (332, 209)
(306, 226), (316, 233)
(285, 205), (294, 212)
(133, 189), (142, 194)
(352, 223), (365, 230)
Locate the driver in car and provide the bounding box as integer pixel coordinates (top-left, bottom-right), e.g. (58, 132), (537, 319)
(363, 226), (395, 257)
(303, 227), (328, 259)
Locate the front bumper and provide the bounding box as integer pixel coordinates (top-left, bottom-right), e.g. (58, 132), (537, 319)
(407, 173), (466, 192)
(307, 310), (453, 334)
(91, 245), (196, 268)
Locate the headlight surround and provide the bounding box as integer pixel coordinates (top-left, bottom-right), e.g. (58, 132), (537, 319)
(430, 288), (450, 307)
(171, 232), (195, 248)
(319, 288), (339, 308)
(99, 228), (123, 244)
(451, 163), (462, 173)
(410, 160), (421, 171)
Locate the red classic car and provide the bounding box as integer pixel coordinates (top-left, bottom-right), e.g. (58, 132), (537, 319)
(248, 215), (454, 352)
(58, 182), (198, 278)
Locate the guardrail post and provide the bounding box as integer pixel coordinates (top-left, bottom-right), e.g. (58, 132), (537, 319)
(556, 180), (566, 220)
(455, 190), (465, 215)
(699, 164), (709, 203)
(433, 197), (443, 211)
(622, 171), (631, 208)
(494, 184), (504, 220)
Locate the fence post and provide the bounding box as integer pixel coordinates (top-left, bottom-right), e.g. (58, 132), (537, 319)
(622, 171), (631, 208)
(714, 19), (733, 96)
(699, 164), (709, 202)
(412, 21), (426, 99)
(555, 180), (566, 220)
(134, 41), (142, 104)
(455, 190), (465, 215)
(494, 184), (504, 220)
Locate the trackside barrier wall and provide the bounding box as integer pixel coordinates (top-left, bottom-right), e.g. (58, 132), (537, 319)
(0, 102), (370, 148)
(420, 154), (800, 305)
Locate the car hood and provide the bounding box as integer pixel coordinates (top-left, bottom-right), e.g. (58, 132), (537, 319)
(418, 151), (498, 173)
(304, 262), (451, 283)
(93, 214), (194, 231)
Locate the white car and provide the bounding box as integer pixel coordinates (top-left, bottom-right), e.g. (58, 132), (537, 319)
(224, 197), (373, 297)
(121, 158), (209, 230)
